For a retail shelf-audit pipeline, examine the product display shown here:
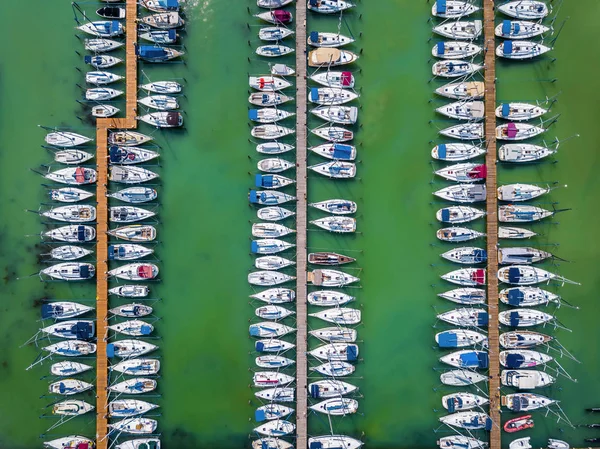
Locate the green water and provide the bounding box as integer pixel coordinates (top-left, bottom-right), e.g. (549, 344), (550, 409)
(0, 1), (599, 448)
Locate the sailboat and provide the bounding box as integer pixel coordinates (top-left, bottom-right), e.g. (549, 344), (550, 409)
(308, 31), (355, 48)
(41, 301), (93, 318)
(86, 70), (123, 84)
(435, 163), (486, 182)
(500, 286), (558, 306)
(311, 106), (358, 125)
(308, 291), (354, 306)
(77, 20), (124, 37)
(308, 436), (363, 449)
(255, 304), (294, 320)
(434, 184), (486, 203)
(252, 223), (295, 238)
(253, 371), (295, 387)
(107, 225), (157, 242)
(436, 330), (488, 348)
(309, 88), (359, 106)
(48, 379), (93, 396)
(257, 206), (295, 221)
(43, 340), (96, 357)
(140, 12), (184, 29)
(497, 122), (545, 140)
(436, 206), (485, 223)
(497, 41), (552, 60)
(310, 308), (361, 325)
(499, 309), (555, 327)
(498, 266), (578, 286)
(84, 38), (123, 53)
(437, 436), (486, 449)
(250, 288), (295, 304)
(249, 92), (294, 106)
(499, 330), (552, 348)
(442, 393), (489, 411)
(437, 227), (486, 243)
(139, 80), (182, 93)
(498, 143), (556, 162)
(109, 285), (150, 298)
(108, 399), (158, 418)
(497, 183), (550, 201)
(503, 393), (555, 412)
(498, 247), (553, 265)
(138, 95), (179, 110)
(257, 158), (295, 173)
(252, 124), (295, 140)
(109, 378), (157, 394)
(432, 1), (480, 18)
(497, 1), (550, 19)
(308, 0), (354, 14)
(435, 81), (485, 100)
(249, 190), (296, 206)
(310, 71), (355, 89)
(41, 205), (96, 223)
(53, 400), (94, 416)
(256, 142), (294, 154)
(308, 48), (359, 68)
(109, 131), (153, 146)
(50, 361), (92, 377)
(440, 123), (485, 140)
(499, 350), (552, 368)
(499, 226), (537, 239)
(106, 339), (158, 358)
(41, 263), (95, 281)
(251, 239), (295, 254)
(248, 271), (296, 286)
(109, 166), (159, 184)
(108, 418), (158, 434)
(108, 263), (159, 280)
(255, 10), (293, 25)
(495, 20), (551, 39)
(309, 343), (359, 361)
(139, 28), (178, 44)
(441, 247), (487, 264)
(140, 0), (181, 12)
(433, 20), (483, 40)
(310, 199), (357, 214)
(432, 60), (482, 78)
(84, 55), (122, 69)
(438, 288), (486, 305)
(92, 104), (119, 118)
(439, 412), (492, 430)
(311, 362), (355, 377)
(110, 206), (155, 223)
(250, 76), (292, 92)
(311, 216), (356, 233)
(442, 268), (486, 286)
(496, 102), (547, 121)
(310, 398), (358, 415)
(431, 143), (486, 161)
(253, 420), (295, 437)
(108, 187), (158, 203)
(437, 308), (489, 327)
(309, 327), (357, 342)
(432, 41), (482, 59)
(440, 370), (487, 386)
(308, 252), (356, 266)
(309, 160), (356, 178)
(436, 101), (485, 121)
(110, 358), (160, 375)
(256, 45), (295, 58)
(138, 111), (184, 128)
(502, 370), (554, 389)
(499, 205), (554, 222)
(44, 225), (96, 242)
(309, 269), (359, 287)
(440, 350), (489, 369)
(259, 27), (295, 41)
(53, 148), (93, 164)
(109, 303), (153, 318)
(109, 146), (159, 165)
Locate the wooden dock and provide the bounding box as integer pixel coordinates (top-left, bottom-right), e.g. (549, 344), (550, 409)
(94, 0), (138, 446)
(483, 3), (500, 449)
(295, 1), (308, 447)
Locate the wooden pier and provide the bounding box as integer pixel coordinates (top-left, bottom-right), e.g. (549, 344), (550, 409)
(94, 0), (138, 446)
(483, 3), (500, 449)
(295, 0), (308, 447)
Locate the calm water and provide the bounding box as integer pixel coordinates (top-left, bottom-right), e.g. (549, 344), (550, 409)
(0, 1), (599, 448)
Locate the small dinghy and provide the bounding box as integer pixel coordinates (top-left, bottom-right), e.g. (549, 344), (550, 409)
(140, 0), (181, 12)
(496, 20), (551, 39)
(44, 167), (97, 185)
(510, 437), (533, 449)
(139, 28), (178, 44)
(432, 0), (480, 18)
(500, 286), (558, 306)
(250, 108), (295, 124)
(311, 361), (355, 377)
(109, 146), (159, 165)
(498, 247), (552, 265)
(499, 143), (556, 162)
(248, 271), (295, 286)
(255, 173), (294, 190)
(436, 101), (485, 121)
(436, 329), (487, 348)
(442, 268), (486, 286)
(311, 398), (358, 416)
(255, 404), (294, 422)
(110, 206), (155, 223)
(497, 1), (550, 19)
(498, 309), (554, 327)
(107, 339), (158, 358)
(440, 350), (489, 369)
(109, 166), (159, 184)
(107, 225), (157, 242)
(259, 27), (295, 41)
(440, 123), (485, 140)
(42, 320), (95, 339)
(499, 205), (553, 222)
(97, 6), (126, 18)
(310, 71), (355, 89)
(78, 20), (124, 37)
(84, 55), (122, 69)
(440, 369), (487, 386)
(109, 131), (153, 146)
(497, 122), (545, 140)
(309, 380), (357, 398)
(253, 371), (295, 387)
(139, 80), (182, 94)
(49, 379), (93, 396)
(53, 400), (94, 416)
(254, 420), (295, 437)
(42, 263), (95, 281)
(499, 226), (537, 239)
(432, 41), (482, 59)
(257, 206), (295, 221)
(44, 225), (96, 243)
(108, 319), (154, 337)
(441, 247), (487, 264)
(503, 393), (554, 412)
(138, 95), (178, 110)
(311, 106), (358, 125)
(108, 187), (158, 204)
(255, 10), (293, 25)
(86, 87), (123, 100)
(138, 111), (183, 128)
(45, 131), (92, 148)
(250, 190), (296, 206)
(500, 350), (552, 368)
(86, 70), (124, 84)
(255, 305), (294, 320)
(42, 301), (93, 318)
(255, 355), (295, 368)
(496, 102), (547, 121)
(84, 38), (124, 53)
(433, 20), (483, 40)
(309, 326), (357, 342)
(252, 239), (295, 254)
(310, 199), (357, 214)
(433, 60), (482, 78)
(435, 163), (486, 182)
(309, 252), (355, 266)
(252, 223), (295, 238)
(109, 303), (153, 318)
(92, 104), (119, 118)
(502, 370), (555, 389)
(257, 142), (294, 154)
(434, 184), (486, 203)
(504, 415), (535, 433)
(308, 291), (354, 307)
(309, 88), (359, 106)
(41, 205), (96, 223)
(311, 216), (356, 233)
(497, 40), (552, 59)
(141, 12), (184, 29)
(108, 418), (158, 435)
(309, 160), (356, 178)
(255, 339), (295, 352)
(498, 183), (549, 201)
(249, 92), (294, 106)
(308, 0), (354, 13)
(309, 269), (359, 287)
(308, 31), (354, 48)
(437, 308), (488, 327)
(310, 308), (361, 325)
(548, 440), (569, 449)
(251, 288), (295, 304)
(499, 330), (552, 348)
(108, 263), (159, 280)
(50, 361), (92, 376)
(271, 64), (295, 76)
(309, 343), (359, 361)
(439, 412), (492, 431)
(437, 227), (485, 243)
(442, 393), (489, 412)
(109, 378), (157, 394)
(49, 187), (94, 203)
(436, 206), (485, 223)
(309, 48), (359, 68)
(252, 439), (294, 449)
(109, 285), (150, 298)
(437, 436), (486, 449)
(308, 436), (363, 449)
(256, 45), (294, 58)
(435, 81), (485, 100)
(110, 359), (160, 375)
(438, 288), (486, 305)
(44, 340), (96, 357)
(432, 143), (486, 161)
(109, 399), (158, 418)
(257, 158), (295, 173)
(252, 124), (295, 140)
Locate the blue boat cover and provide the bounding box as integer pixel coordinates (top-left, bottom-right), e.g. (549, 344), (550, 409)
(502, 20), (512, 35)
(106, 343), (116, 358)
(473, 249), (487, 262)
(503, 40), (513, 55)
(509, 311), (521, 327)
(136, 45), (168, 60)
(437, 144), (447, 159)
(310, 384), (320, 398)
(459, 352), (479, 367)
(110, 20), (120, 33)
(255, 409), (267, 422)
(109, 145), (125, 162)
(309, 443), (323, 449)
(77, 225), (86, 241)
(446, 396), (462, 413)
(333, 144), (353, 160)
(108, 245), (126, 260)
(74, 322), (93, 339)
(249, 190), (259, 204)
(249, 325), (260, 336)
(159, 0), (179, 7)
(441, 208), (450, 222)
(310, 88), (320, 102)
(437, 41), (445, 55)
(485, 417), (493, 431)
(309, 31), (319, 42)
(255, 341), (265, 352)
(309, 0), (319, 5)
(251, 241), (259, 254)
(508, 267), (521, 283)
(505, 353), (525, 368)
(507, 289), (524, 306)
(437, 0), (447, 14)
(58, 382), (69, 394)
(347, 344), (358, 361)
(141, 325), (152, 335)
(477, 312), (489, 326)
(79, 265), (91, 279)
(514, 23), (521, 33)
(41, 304), (59, 319)
(501, 103), (510, 117)
(438, 331), (458, 348)
(256, 174), (274, 188)
(248, 109), (258, 120)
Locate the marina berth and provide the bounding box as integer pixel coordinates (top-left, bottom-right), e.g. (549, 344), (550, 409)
(433, 20), (483, 40)
(255, 404), (295, 422)
(259, 27), (295, 41)
(49, 187), (94, 203)
(309, 269), (359, 287)
(257, 206), (295, 221)
(431, 0), (480, 18)
(308, 48), (359, 67)
(499, 350), (552, 368)
(498, 143), (556, 162)
(436, 101), (485, 121)
(310, 199), (357, 214)
(108, 187), (158, 203)
(438, 288), (486, 305)
(437, 227), (486, 242)
(496, 102), (547, 121)
(41, 262), (95, 281)
(498, 309), (554, 327)
(310, 398), (358, 416)
(308, 31), (355, 48)
(435, 329), (488, 348)
(106, 339), (158, 358)
(432, 60), (483, 78)
(250, 288), (296, 304)
(253, 420), (295, 437)
(308, 436), (363, 449)
(503, 393), (555, 412)
(435, 81), (485, 100)
(310, 71), (355, 89)
(309, 160), (356, 178)
(308, 0), (354, 13)
(435, 163), (486, 182)
(42, 301), (93, 319)
(255, 10), (294, 25)
(309, 326), (357, 342)
(309, 343), (359, 361)
(308, 290), (355, 306)
(252, 223), (295, 238)
(108, 225), (157, 242)
(497, 1), (550, 19)
(140, 12), (184, 29)
(502, 370), (555, 389)
(440, 369), (488, 386)
(249, 92), (294, 106)
(139, 28), (179, 44)
(499, 330), (553, 348)
(250, 76), (292, 92)
(110, 358), (161, 376)
(256, 45), (295, 58)
(497, 40), (552, 60)
(48, 379), (93, 396)
(442, 393), (489, 412)
(439, 123), (485, 140)
(432, 143), (486, 161)
(139, 80), (182, 94)
(500, 286), (558, 306)
(497, 183), (550, 201)
(43, 340), (96, 357)
(311, 361), (355, 377)
(255, 304), (294, 319)
(495, 20), (551, 39)
(310, 216), (356, 233)
(437, 436), (486, 449)
(432, 41), (482, 59)
(44, 225), (96, 242)
(45, 167), (97, 185)
(439, 411), (492, 430)
(109, 285), (150, 298)
(109, 303), (153, 318)
(437, 307), (489, 327)
(436, 206), (485, 223)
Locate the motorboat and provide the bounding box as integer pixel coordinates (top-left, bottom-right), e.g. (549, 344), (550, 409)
(109, 146), (159, 165)
(44, 225), (96, 243)
(259, 27), (295, 41)
(309, 327), (357, 342)
(308, 290), (354, 306)
(308, 31), (355, 48)
(503, 393), (555, 412)
(41, 263), (95, 281)
(500, 350), (552, 368)
(255, 355), (295, 369)
(435, 329), (488, 348)
(41, 205), (96, 223)
(432, 60), (482, 78)
(435, 163), (486, 182)
(251, 238), (295, 254)
(108, 225), (157, 242)
(250, 322), (295, 338)
(139, 80), (182, 93)
(441, 247), (487, 264)
(49, 379), (93, 396)
(251, 124), (295, 140)
(253, 372), (294, 387)
(433, 20), (483, 40)
(253, 420), (295, 437)
(86, 70), (124, 84)
(499, 205), (553, 222)
(255, 304), (294, 320)
(108, 399), (158, 418)
(248, 271), (296, 286)
(496, 20), (551, 39)
(53, 400), (94, 416)
(310, 71), (355, 89)
(310, 308), (361, 325)
(497, 183), (550, 201)
(437, 436), (486, 449)
(140, 12), (184, 29)
(255, 339), (295, 352)
(255, 404), (294, 422)
(498, 143), (556, 162)
(310, 199), (357, 214)
(308, 436), (363, 449)
(498, 265), (575, 286)
(309, 87), (359, 105)
(251, 288), (295, 304)
(436, 101), (485, 121)
(110, 206), (156, 223)
(499, 330), (552, 348)
(252, 223), (295, 238)
(109, 131), (153, 146)
(257, 206), (295, 221)
(309, 269), (359, 287)
(435, 81), (485, 100)
(140, 0), (181, 12)
(308, 48), (359, 67)
(250, 108), (295, 124)
(499, 226), (537, 239)
(85, 87), (123, 100)
(257, 142), (295, 154)
(502, 370), (554, 389)
(271, 64), (295, 76)
(109, 303), (153, 317)
(42, 320), (95, 339)
(307, 0), (354, 13)
(437, 227), (485, 243)
(43, 340), (96, 357)
(138, 95), (178, 110)
(255, 10), (293, 25)
(435, 184), (486, 203)
(437, 308), (488, 327)
(432, 1), (480, 18)
(45, 131), (92, 148)
(138, 111), (183, 128)
(440, 369), (487, 386)
(92, 104), (119, 118)
(497, 40), (552, 59)
(84, 38), (124, 53)
(497, 1), (550, 19)
(84, 55), (122, 69)
(109, 166), (159, 184)
(436, 206), (485, 223)
(257, 158), (295, 173)
(500, 286), (559, 306)
(106, 339), (158, 358)
(50, 361), (93, 377)
(77, 20), (124, 37)
(49, 187), (94, 203)
(41, 301), (93, 318)
(311, 106), (358, 125)
(108, 378), (157, 395)
(108, 263), (159, 280)
(309, 343), (359, 361)
(308, 252), (355, 266)
(108, 418), (158, 434)
(439, 123), (485, 140)
(497, 122), (545, 141)
(504, 415), (535, 433)
(139, 28), (178, 44)
(438, 288), (486, 305)
(44, 437), (94, 449)
(108, 187), (158, 203)
(110, 358), (160, 375)
(432, 41), (482, 59)
(255, 174), (294, 189)
(311, 216), (357, 233)
(442, 393), (489, 412)
(309, 160), (356, 178)
(498, 309), (554, 327)
(311, 361), (355, 377)
(109, 285), (150, 298)
(97, 6), (126, 18)
(108, 319), (154, 337)
(498, 247), (552, 265)
(432, 143), (486, 161)
(439, 412), (492, 430)
(249, 92), (294, 106)
(310, 398), (358, 416)
(496, 102), (547, 121)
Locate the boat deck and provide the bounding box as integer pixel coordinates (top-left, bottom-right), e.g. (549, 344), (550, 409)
(483, 3), (500, 449)
(295, 1), (308, 448)
(94, 0), (138, 446)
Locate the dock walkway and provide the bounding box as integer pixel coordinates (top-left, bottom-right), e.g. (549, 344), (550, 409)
(94, 0), (138, 446)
